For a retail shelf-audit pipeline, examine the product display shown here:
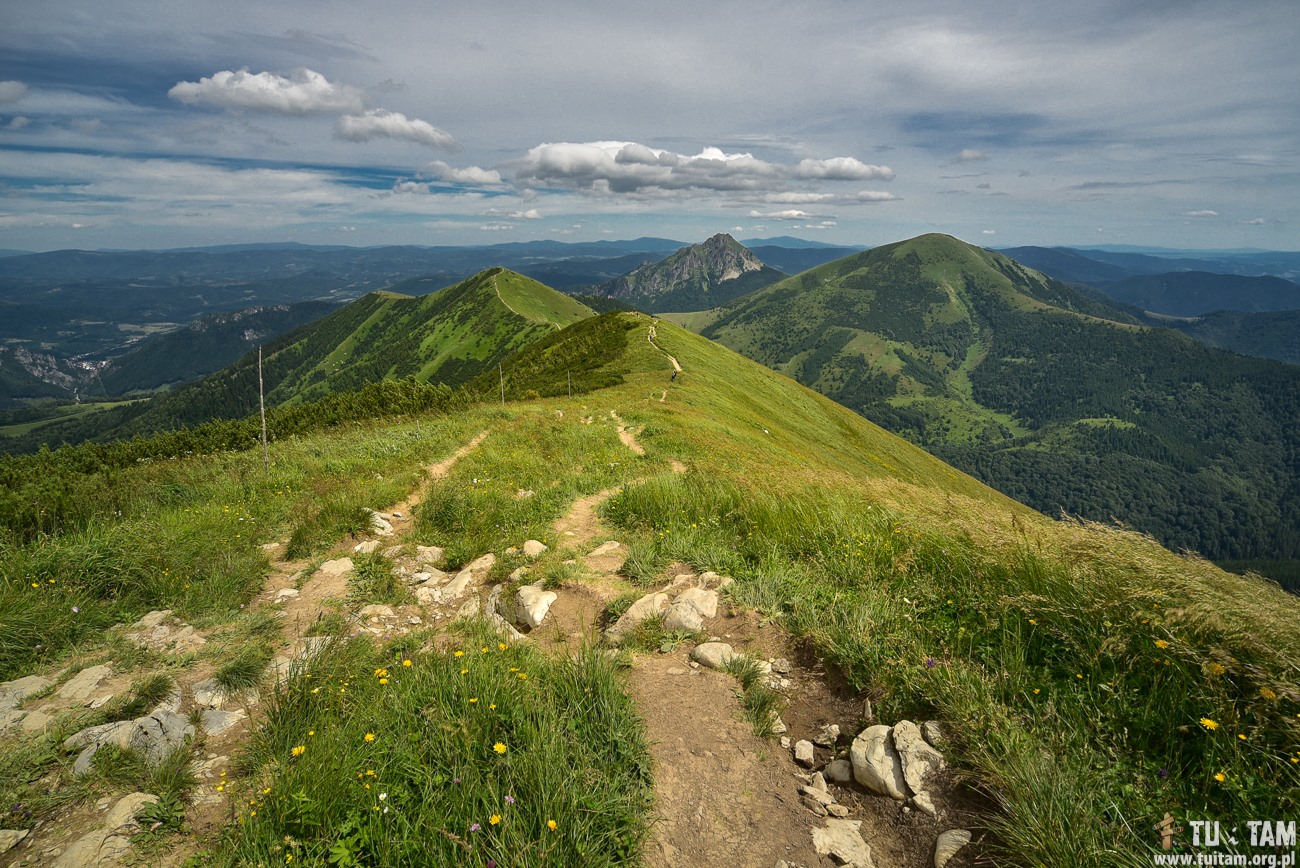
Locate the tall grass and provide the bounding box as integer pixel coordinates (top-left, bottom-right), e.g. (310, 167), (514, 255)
(602, 471), (1300, 865)
(212, 622), (652, 866)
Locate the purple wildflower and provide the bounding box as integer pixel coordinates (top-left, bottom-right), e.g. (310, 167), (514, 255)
(505, 795), (515, 805)
(469, 823), (481, 832)
(924, 657), (937, 669)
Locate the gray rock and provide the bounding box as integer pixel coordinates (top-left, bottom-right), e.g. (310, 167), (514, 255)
(794, 739), (816, 767)
(809, 771), (828, 792)
(456, 597), (481, 619)
(934, 829), (972, 868)
(273, 588), (300, 603)
(129, 711), (195, 766)
(53, 793), (157, 868)
(605, 592), (670, 643)
(366, 510), (394, 536)
(191, 678), (230, 710)
(922, 720), (944, 747)
(522, 540), (548, 558)
(0, 674), (53, 713)
(0, 829), (29, 855)
(662, 600), (703, 632)
(850, 725), (909, 800)
(814, 723), (841, 747)
(200, 708), (247, 737)
(415, 545), (445, 565)
(912, 791), (937, 818)
(57, 665), (113, 703)
(812, 818), (875, 868)
(353, 540), (380, 555)
(19, 709), (53, 733)
(382, 545), (405, 559)
(409, 568), (447, 585)
(584, 540), (629, 570)
(827, 803), (850, 818)
(770, 657), (792, 674)
(674, 587), (719, 618)
(824, 758), (853, 784)
(893, 719), (945, 796)
(801, 794), (829, 816)
(486, 583), (508, 618)
(690, 641), (736, 670)
(800, 784), (835, 807)
(64, 719), (134, 752)
(514, 584), (558, 629)
(358, 604), (395, 619)
(317, 557), (354, 578)
(415, 586), (442, 606)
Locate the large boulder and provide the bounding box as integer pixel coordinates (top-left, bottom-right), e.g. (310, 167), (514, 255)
(690, 642), (736, 670)
(514, 584), (558, 629)
(662, 587), (719, 632)
(812, 819), (876, 868)
(850, 725), (909, 800)
(892, 719), (945, 796)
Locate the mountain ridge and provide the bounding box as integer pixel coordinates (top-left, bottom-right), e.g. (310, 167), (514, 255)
(586, 233), (786, 312)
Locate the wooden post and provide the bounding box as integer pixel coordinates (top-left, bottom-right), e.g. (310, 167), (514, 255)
(258, 346), (268, 474)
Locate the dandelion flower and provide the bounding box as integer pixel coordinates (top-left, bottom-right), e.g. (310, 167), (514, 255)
(1154, 639), (1170, 649)
(547, 820), (557, 831)
(498, 643), (507, 651)
(1200, 718), (1219, 730)
(469, 697), (478, 704)
(402, 659), (412, 667)
(1214, 772), (1226, 782)
(1238, 733), (1247, 741)
(454, 651), (464, 658)
(1260, 687), (1277, 701)
(291, 745), (305, 757)
(1208, 663), (1226, 676)
(493, 742), (507, 754)
(379, 678), (388, 685)
(1032, 688), (1040, 695)
(489, 814), (501, 825)
(364, 733), (376, 742)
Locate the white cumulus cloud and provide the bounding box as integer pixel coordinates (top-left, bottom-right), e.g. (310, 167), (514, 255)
(0, 81), (27, 104)
(421, 160), (503, 185)
(335, 109), (458, 149)
(169, 68), (364, 114)
(794, 157), (894, 181)
(516, 141), (782, 193)
(956, 149), (988, 162)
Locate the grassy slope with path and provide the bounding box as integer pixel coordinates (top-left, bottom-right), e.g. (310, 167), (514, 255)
(0, 311), (1295, 867)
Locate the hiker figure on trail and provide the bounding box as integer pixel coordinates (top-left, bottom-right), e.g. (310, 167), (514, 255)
(671, 370), (677, 382)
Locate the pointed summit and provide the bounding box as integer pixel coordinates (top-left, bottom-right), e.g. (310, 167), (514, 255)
(587, 233), (785, 312)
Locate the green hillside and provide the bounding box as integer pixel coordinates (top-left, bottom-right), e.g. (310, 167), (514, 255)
(1, 311), (1295, 867)
(2, 268), (593, 451)
(689, 234), (1300, 564)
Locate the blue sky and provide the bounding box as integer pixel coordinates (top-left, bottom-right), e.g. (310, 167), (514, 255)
(1, 0), (1297, 251)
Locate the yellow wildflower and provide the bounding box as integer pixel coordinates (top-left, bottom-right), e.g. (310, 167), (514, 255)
(1154, 639), (1170, 649)
(489, 814), (501, 825)
(1207, 663), (1226, 676)
(1214, 772), (1226, 782)
(402, 659), (412, 667)
(454, 651), (464, 658)
(291, 745), (306, 757)
(547, 819), (557, 831)
(1200, 718), (1219, 730)
(364, 733), (376, 742)
(1259, 687), (1277, 701)
(493, 742), (507, 754)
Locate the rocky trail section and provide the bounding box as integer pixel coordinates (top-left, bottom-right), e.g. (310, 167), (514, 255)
(0, 420), (980, 867)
